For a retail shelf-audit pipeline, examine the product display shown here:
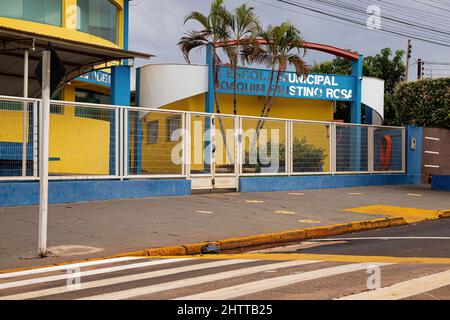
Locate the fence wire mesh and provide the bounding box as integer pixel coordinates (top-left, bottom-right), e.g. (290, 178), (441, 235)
(0, 96), (407, 181)
(48, 103), (117, 177)
(127, 109), (184, 176)
(0, 98), (37, 178)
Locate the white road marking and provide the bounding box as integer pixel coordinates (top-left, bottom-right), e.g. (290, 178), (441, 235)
(425, 151), (439, 155)
(339, 270), (450, 300)
(298, 220), (321, 224)
(175, 262), (392, 300)
(274, 210), (295, 215)
(0, 257), (142, 279)
(195, 211), (213, 214)
(79, 260), (320, 300)
(425, 137), (440, 141)
(288, 193), (304, 196)
(406, 193), (423, 197)
(311, 237), (450, 241)
(0, 258), (191, 290)
(0, 259), (255, 300)
(246, 200), (264, 204)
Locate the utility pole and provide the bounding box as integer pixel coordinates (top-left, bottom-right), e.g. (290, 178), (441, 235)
(417, 59), (422, 80)
(405, 40), (412, 82)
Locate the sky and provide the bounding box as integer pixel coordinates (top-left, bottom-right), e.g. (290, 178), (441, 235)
(128, 0), (450, 88)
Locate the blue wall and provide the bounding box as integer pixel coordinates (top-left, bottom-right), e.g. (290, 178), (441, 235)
(432, 176), (450, 192)
(239, 174), (409, 193)
(0, 179), (191, 207)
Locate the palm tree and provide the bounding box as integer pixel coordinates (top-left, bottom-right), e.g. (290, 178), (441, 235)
(242, 22), (308, 132)
(178, 0), (231, 115)
(223, 4), (260, 115)
(178, 0), (233, 164)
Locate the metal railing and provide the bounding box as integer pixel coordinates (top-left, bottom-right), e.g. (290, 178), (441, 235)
(0, 95), (406, 183)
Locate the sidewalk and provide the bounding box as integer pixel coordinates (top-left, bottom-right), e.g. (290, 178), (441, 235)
(1, 185), (449, 270)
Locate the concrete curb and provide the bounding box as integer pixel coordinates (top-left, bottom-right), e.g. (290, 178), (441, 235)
(3, 213), (450, 275)
(105, 217), (409, 258)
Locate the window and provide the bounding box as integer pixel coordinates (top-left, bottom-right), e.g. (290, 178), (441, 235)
(147, 121), (159, 144)
(77, 0), (118, 44)
(75, 88), (110, 121)
(166, 116), (181, 142)
(0, 0), (62, 26)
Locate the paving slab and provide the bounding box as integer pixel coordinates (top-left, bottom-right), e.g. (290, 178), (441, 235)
(0, 184), (449, 270)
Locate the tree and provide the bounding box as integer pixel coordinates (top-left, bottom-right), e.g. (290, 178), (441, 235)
(242, 22), (308, 132)
(311, 48), (406, 125)
(223, 4), (260, 115)
(178, 0), (230, 116)
(394, 78), (450, 129)
(178, 0), (233, 162)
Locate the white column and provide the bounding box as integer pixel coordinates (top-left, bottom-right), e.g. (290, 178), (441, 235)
(22, 49), (29, 176)
(38, 50), (51, 257)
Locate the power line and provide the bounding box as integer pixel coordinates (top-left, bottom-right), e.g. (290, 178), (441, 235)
(272, 0), (450, 47)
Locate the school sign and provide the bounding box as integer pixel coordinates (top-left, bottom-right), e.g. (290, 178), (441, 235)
(216, 66), (355, 102)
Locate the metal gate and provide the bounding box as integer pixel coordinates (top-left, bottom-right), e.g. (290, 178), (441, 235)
(189, 114), (239, 190)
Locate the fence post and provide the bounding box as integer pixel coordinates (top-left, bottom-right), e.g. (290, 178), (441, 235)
(286, 120), (293, 175)
(368, 126), (375, 173)
(124, 109), (129, 178)
(185, 113), (191, 180)
(33, 101), (38, 178)
(115, 108), (119, 177)
(38, 50), (50, 257)
(331, 123), (337, 174)
(22, 50), (29, 177)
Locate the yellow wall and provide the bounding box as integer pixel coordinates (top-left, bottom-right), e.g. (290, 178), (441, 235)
(0, 106), (110, 175)
(135, 93), (334, 174)
(160, 93), (334, 122)
(49, 112), (110, 175)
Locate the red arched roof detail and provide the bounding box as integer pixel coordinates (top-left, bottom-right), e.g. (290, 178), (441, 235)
(215, 39), (360, 61)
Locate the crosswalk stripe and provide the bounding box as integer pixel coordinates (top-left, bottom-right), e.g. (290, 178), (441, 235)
(0, 257), (143, 279)
(174, 262), (392, 300)
(78, 260), (320, 300)
(0, 258), (192, 290)
(338, 269), (450, 300)
(0, 259), (255, 300)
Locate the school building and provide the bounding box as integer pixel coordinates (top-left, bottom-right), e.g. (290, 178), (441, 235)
(0, 1), (432, 207)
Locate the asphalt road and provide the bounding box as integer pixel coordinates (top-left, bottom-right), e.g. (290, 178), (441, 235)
(261, 219), (450, 258)
(1, 254), (450, 300)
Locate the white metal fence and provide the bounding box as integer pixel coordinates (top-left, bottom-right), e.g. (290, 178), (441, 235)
(0, 95), (406, 185)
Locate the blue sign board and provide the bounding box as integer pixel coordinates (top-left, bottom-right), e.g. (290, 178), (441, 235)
(77, 70), (111, 87)
(216, 66), (355, 102)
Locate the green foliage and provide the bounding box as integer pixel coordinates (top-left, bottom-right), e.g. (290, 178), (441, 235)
(393, 78), (450, 129)
(244, 138), (326, 172)
(312, 48), (406, 125)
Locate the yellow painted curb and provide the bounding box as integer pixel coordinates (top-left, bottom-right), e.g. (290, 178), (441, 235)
(437, 210), (450, 219)
(142, 217), (408, 257)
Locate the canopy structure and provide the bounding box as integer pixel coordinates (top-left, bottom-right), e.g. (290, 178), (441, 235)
(0, 25), (153, 97)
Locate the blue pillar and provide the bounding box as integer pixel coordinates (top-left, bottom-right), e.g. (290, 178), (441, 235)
(134, 68), (143, 174)
(204, 44), (214, 172)
(350, 55), (363, 171)
(124, 1), (129, 50)
(351, 55), (363, 124)
(406, 126), (423, 185)
(205, 44), (215, 114)
(110, 65), (131, 175)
